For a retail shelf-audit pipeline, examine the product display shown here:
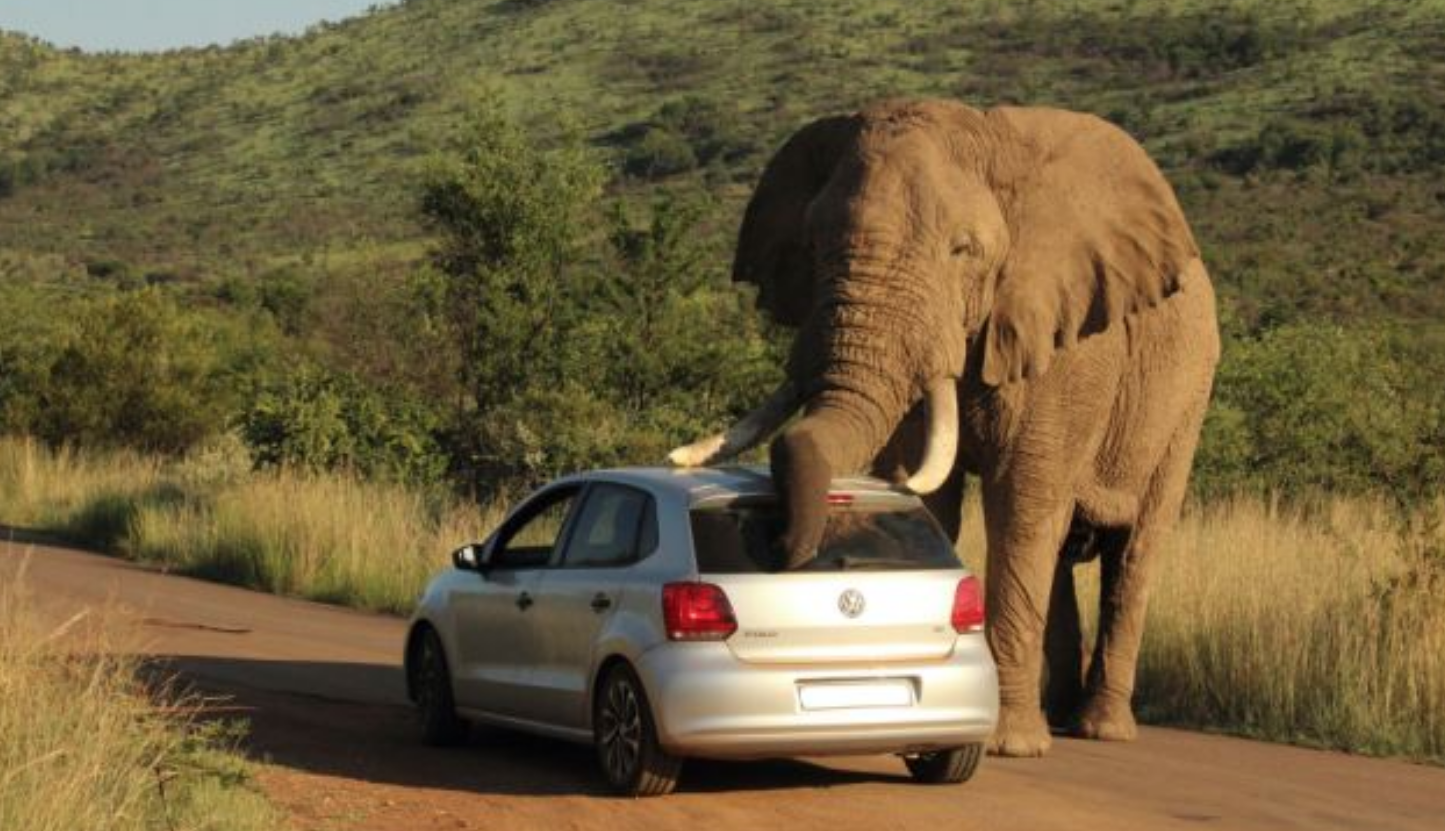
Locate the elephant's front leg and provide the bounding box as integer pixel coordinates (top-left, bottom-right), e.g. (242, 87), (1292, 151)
(982, 481), (1075, 758)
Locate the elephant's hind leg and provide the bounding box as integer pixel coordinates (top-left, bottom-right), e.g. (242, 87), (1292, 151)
(1075, 406), (1206, 741)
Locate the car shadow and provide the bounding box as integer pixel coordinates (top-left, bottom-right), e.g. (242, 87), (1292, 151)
(144, 655), (910, 797)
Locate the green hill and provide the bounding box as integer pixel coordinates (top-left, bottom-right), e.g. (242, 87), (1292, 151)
(2, 0), (1442, 320)
(1, 0), (1442, 495)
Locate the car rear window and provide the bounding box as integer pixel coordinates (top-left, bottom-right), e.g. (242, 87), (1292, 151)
(689, 502), (960, 573)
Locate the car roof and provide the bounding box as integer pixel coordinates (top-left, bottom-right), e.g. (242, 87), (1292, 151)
(559, 465), (922, 508)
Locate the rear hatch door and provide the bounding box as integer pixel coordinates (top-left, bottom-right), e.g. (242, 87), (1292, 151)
(688, 498), (968, 664)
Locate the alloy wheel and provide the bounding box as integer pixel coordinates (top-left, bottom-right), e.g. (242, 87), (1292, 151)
(599, 677), (644, 783)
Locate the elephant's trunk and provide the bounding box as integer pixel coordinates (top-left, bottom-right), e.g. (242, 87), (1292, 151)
(770, 251), (965, 567)
(769, 398), (879, 569)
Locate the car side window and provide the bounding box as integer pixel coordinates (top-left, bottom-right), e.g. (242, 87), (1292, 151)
(559, 484), (657, 568)
(493, 488), (580, 569)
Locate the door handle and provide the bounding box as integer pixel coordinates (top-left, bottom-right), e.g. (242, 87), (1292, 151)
(515, 591), (534, 611)
(590, 593), (613, 613)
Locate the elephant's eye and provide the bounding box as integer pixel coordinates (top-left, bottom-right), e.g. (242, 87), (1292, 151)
(950, 236), (980, 259)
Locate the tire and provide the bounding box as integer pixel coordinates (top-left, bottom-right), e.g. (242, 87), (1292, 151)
(593, 665), (682, 797)
(413, 628), (469, 747)
(904, 743), (984, 784)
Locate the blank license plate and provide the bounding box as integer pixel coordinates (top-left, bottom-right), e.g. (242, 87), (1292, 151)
(798, 681), (914, 711)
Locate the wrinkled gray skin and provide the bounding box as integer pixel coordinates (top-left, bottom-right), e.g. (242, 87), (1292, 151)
(670, 100), (1220, 757)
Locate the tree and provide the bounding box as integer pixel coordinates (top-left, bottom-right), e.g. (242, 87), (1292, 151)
(597, 195), (781, 453)
(419, 100), (607, 491)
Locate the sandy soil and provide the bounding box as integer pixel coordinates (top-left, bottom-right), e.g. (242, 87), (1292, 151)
(6, 534), (1443, 831)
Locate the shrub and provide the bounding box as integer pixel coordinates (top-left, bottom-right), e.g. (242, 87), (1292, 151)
(1312, 92), (1445, 174)
(255, 268), (313, 335)
(624, 126), (698, 178)
(597, 196), (781, 450)
(35, 289), (230, 455)
(1211, 118), (1363, 175)
(240, 368), (447, 485)
(1196, 323), (1443, 499)
(621, 97), (757, 179)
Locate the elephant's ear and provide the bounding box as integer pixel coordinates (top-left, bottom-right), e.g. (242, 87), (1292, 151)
(733, 114), (862, 326)
(981, 109), (1199, 386)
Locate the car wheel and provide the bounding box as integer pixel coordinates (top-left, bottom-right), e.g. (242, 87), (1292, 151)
(594, 664), (682, 797)
(904, 744), (984, 784)
(414, 628), (469, 746)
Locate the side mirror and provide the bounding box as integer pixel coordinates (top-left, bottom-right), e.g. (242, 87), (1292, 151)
(453, 543), (491, 573)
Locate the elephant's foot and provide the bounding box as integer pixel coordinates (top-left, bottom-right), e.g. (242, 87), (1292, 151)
(1072, 695), (1138, 742)
(987, 704), (1052, 757)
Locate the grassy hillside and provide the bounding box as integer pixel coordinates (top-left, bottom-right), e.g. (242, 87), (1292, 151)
(2, 0), (1443, 326)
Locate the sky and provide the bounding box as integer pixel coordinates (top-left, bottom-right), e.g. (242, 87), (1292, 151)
(0, 0), (392, 53)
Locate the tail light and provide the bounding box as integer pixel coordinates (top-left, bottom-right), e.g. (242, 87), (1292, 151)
(662, 582), (738, 641)
(951, 575), (985, 634)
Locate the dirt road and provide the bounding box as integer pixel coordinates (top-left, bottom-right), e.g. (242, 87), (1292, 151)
(7, 534), (1443, 831)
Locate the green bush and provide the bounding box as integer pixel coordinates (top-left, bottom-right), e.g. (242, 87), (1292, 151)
(621, 97), (756, 180)
(596, 196), (780, 448)
(624, 127), (698, 179)
(1196, 323), (1444, 499)
(240, 368), (447, 485)
(1313, 93), (1445, 174)
(32, 289), (231, 454)
(1211, 118), (1364, 175)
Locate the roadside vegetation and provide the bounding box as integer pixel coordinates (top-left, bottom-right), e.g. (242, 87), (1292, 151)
(0, 437), (493, 614)
(1139, 496), (1444, 762)
(4, 437), (1443, 763)
(0, 564), (277, 831)
(1, 0), (1442, 765)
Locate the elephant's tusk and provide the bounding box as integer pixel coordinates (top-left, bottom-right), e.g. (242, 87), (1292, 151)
(667, 380), (800, 467)
(904, 377), (959, 495)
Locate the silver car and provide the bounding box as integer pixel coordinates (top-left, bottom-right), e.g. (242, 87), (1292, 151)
(404, 466), (998, 796)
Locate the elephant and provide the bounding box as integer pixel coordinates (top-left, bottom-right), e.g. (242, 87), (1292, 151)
(668, 99), (1219, 757)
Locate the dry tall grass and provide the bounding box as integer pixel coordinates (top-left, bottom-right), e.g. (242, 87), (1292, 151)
(0, 561), (276, 831)
(0, 436), (502, 613)
(1142, 495), (1445, 760)
(2, 436), (1441, 761)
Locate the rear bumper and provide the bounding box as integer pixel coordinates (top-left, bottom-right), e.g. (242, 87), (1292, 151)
(634, 635), (998, 760)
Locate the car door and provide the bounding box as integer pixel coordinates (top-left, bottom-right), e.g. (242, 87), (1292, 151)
(527, 483), (658, 730)
(450, 484), (582, 721)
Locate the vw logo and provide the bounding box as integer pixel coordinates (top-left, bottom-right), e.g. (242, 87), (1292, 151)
(838, 589), (866, 619)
